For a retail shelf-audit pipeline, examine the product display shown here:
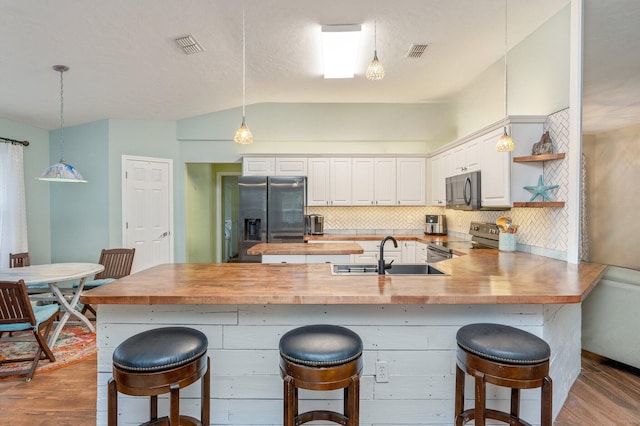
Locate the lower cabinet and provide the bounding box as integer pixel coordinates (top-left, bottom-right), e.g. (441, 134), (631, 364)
(350, 240), (402, 264)
(416, 242), (429, 264)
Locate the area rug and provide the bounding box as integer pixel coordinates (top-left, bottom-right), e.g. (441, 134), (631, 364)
(0, 325), (96, 380)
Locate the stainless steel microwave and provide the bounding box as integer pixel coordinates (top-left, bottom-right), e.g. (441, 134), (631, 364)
(446, 171), (481, 210)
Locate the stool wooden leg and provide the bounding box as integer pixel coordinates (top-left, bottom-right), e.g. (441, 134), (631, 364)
(454, 363), (465, 425)
(150, 395), (158, 421)
(170, 383), (180, 424)
(201, 357), (211, 426)
(108, 378), (118, 426)
(510, 388), (520, 418)
(283, 375), (295, 426)
(541, 375), (553, 426)
(474, 372), (486, 426)
(345, 375), (360, 426)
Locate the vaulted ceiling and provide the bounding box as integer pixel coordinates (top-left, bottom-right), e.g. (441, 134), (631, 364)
(0, 0), (637, 135)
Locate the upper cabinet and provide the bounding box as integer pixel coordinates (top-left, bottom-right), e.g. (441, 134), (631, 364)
(429, 151), (452, 206)
(307, 158), (351, 206)
(374, 158), (397, 205)
(351, 158), (375, 206)
(242, 157), (275, 176)
(479, 128), (511, 208)
(451, 139), (481, 174)
(396, 157), (426, 205)
(275, 158), (307, 176)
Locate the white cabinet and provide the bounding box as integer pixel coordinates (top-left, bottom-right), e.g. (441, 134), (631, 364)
(351, 240), (401, 264)
(242, 157), (275, 176)
(351, 158), (375, 206)
(307, 158), (351, 206)
(374, 158), (397, 205)
(275, 158), (307, 176)
(429, 154), (446, 206)
(479, 128), (511, 207)
(329, 158), (352, 206)
(401, 241), (416, 263)
(451, 139), (481, 175)
(307, 158), (331, 205)
(396, 157), (426, 205)
(416, 242), (429, 264)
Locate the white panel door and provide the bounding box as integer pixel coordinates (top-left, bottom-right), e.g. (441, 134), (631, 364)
(374, 158), (397, 205)
(307, 158), (330, 206)
(396, 157), (425, 205)
(330, 158), (352, 205)
(351, 158), (375, 206)
(123, 156), (173, 273)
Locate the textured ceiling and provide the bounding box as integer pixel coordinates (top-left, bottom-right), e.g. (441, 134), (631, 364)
(0, 0), (637, 135)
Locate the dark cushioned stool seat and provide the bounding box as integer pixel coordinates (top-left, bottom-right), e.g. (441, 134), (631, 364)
(279, 324), (363, 426)
(108, 326), (210, 426)
(454, 323), (553, 426)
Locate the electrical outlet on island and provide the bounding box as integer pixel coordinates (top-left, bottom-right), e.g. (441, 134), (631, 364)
(375, 360), (389, 383)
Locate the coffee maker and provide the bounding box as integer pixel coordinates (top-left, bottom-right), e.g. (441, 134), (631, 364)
(424, 215), (447, 235)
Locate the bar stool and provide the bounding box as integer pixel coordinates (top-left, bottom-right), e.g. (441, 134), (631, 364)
(279, 324), (363, 426)
(454, 323), (552, 426)
(108, 327), (210, 426)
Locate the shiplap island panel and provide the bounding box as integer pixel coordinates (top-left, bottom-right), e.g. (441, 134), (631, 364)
(84, 255), (606, 426)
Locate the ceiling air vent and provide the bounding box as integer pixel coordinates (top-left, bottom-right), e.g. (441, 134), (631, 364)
(175, 35), (204, 54)
(406, 43), (429, 58)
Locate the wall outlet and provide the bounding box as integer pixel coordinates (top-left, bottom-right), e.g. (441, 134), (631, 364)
(375, 360), (389, 383)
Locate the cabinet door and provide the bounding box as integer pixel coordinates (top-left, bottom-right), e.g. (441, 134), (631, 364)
(429, 154), (446, 206)
(307, 158), (331, 206)
(374, 158), (397, 205)
(416, 242), (429, 264)
(242, 157), (275, 176)
(451, 145), (466, 175)
(351, 158), (375, 206)
(465, 139), (481, 172)
(276, 158), (307, 176)
(397, 158), (425, 205)
(480, 128), (511, 207)
(401, 241), (416, 263)
(330, 158), (352, 205)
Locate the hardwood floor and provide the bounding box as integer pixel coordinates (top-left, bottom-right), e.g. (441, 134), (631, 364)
(0, 351), (638, 425)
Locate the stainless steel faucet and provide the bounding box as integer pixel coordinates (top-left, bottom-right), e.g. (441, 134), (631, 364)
(378, 236), (398, 275)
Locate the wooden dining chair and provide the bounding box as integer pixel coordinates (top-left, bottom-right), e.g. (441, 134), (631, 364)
(0, 279), (59, 382)
(9, 252), (30, 268)
(80, 248), (136, 316)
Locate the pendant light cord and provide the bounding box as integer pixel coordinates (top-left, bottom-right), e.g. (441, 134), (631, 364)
(503, 0), (508, 129)
(59, 68), (65, 161)
(374, 17), (378, 53)
(242, 2), (246, 120)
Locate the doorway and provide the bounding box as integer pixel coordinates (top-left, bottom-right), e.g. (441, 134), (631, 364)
(217, 173), (240, 262)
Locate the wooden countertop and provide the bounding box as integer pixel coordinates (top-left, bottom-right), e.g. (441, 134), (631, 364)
(81, 250), (606, 306)
(247, 242), (363, 256)
(305, 233), (444, 243)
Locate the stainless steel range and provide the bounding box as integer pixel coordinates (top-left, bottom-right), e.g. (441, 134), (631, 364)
(426, 221), (500, 262)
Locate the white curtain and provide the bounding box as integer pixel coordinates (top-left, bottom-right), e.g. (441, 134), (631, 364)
(0, 143), (29, 268)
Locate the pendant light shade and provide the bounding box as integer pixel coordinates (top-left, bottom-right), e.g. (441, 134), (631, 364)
(39, 65), (87, 183)
(234, 3), (253, 144)
(496, 0), (514, 152)
(366, 18), (384, 80)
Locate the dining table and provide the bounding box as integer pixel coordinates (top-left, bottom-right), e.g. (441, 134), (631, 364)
(0, 262), (104, 347)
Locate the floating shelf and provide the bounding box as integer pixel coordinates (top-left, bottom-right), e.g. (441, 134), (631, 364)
(513, 153), (566, 163)
(513, 201), (565, 208)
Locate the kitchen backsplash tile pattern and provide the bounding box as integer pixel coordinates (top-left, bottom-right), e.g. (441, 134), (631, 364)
(307, 109), (571, 259)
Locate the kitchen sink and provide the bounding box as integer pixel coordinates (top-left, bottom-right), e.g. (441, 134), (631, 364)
(330, 263), (447, 276)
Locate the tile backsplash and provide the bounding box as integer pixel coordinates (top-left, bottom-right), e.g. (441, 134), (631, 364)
(307, 108), (571, 260)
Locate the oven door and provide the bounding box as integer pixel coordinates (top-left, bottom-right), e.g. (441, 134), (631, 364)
(426, 245), (452, 263)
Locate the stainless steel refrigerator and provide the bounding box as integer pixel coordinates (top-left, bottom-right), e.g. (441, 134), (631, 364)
(238, 176), (306, 262)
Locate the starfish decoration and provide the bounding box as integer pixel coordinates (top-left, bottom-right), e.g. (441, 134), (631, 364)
(524, 175), (559, 202)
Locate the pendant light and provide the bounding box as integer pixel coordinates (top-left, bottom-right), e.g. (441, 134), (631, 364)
(234, 3), (253, 144)
(39, 65), (87, 182)
(496, 0), (514, 152)
(366, 17), (385, 80)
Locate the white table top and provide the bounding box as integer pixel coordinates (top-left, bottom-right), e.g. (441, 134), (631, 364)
(0, 262), (104, 285)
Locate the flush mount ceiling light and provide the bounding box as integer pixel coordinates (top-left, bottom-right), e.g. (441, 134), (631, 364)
(366, 18), (384, 80)
(496, 0), (514, 152)
(321, 24), (361, 79)
(234, 2), (253, 145)
(39, 65), (87, 183)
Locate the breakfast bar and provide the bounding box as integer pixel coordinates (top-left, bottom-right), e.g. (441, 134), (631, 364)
(83, 251), (606, 426)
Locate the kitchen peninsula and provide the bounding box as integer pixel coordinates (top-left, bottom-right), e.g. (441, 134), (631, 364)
(83, 250), (606, 426)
